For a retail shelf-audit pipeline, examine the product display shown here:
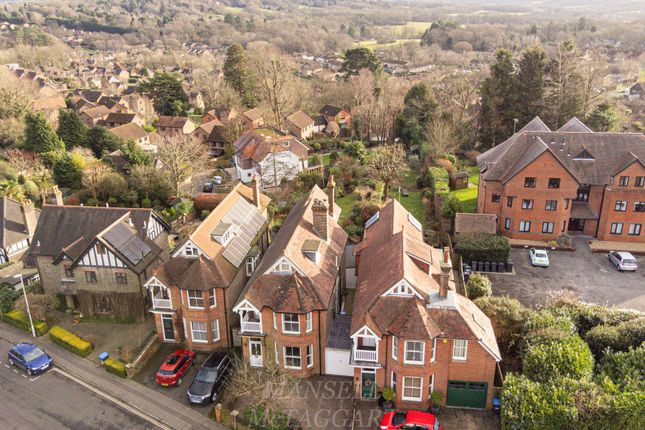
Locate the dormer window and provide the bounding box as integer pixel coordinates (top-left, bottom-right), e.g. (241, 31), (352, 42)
(301, 239), (321, 264)
(384, 280), (417, 297)
(246, 255), (258, 276)
(184, 244), (199, 258)
(211, 222), (234, 246)
(365, 211), (380, 229)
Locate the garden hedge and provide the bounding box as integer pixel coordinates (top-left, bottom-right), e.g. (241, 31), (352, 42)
(523, 336), (594, 383)
(584, 317), (645, 359)
(49, 325), (92, 357)
(103, 357), (127, 378)
(454, 232), (510, 263)
(1, 310), (48, 336)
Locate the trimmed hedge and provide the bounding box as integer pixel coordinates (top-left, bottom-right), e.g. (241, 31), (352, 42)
(49, 325), (92, 357)
(1, 310), (48, 336)
(466, 273), (492, 300)
(597, 345), (645, 392)
(103, 357), (127, 378)
(454, 232), (510, 263)
(584, 317), (645, 359)
(523, 336), (594, 383)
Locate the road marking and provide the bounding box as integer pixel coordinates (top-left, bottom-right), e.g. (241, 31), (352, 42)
(22, 374), (27, 379)
(29, 375), (41, 382)
(12, 369), (18, 373)
(52, 368), (172, 430)
(3, 364), (9, 368)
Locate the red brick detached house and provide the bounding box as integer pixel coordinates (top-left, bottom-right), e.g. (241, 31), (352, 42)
(144, 182), (271, 350)
(234, 181), (348, 376)
(476, 117), (645, 242)
(351, 200), (500, 409)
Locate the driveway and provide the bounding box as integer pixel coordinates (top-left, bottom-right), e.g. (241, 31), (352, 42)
(133, 343), (213, 417)
(488, 236), (645, 311)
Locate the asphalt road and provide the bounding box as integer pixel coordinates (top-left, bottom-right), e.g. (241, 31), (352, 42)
(488, 236), (645, 311)
(0, 339), (156, 430)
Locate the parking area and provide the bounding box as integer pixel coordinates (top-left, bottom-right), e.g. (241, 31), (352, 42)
(132, 343), (213, 416)
(488, 236), (645, 311)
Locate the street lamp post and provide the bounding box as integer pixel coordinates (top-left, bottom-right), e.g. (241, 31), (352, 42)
(14, 274), (36, 337)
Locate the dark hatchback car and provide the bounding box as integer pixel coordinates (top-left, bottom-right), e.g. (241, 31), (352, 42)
(8, 342), (53, 376)
(186, 349), (232, 405)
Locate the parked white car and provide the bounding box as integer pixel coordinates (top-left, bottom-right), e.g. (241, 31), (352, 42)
(529, 248), (549, 267)
(608, 251), (638, 272)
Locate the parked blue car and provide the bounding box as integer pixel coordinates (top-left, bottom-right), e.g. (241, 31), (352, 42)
(8, 342), (53, 375)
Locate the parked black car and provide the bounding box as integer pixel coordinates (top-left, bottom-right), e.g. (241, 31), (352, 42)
(202, 182), (214, 193)
(186, 350), (232, 405)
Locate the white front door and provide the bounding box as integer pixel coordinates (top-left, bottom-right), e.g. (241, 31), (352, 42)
(249, 339), (263, 367)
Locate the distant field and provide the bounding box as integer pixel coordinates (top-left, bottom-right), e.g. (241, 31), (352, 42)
(354, 38), (421, 50)
(377, 21), (433, 35)
(221, 6), (244, 14)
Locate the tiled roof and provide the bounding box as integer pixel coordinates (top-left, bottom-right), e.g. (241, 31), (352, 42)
(477, 116), (645, 185)
(233, 131), (309, 163)
(157, 115), (192, 128)
(153, 255), (228, 290)
(454, 213), (498, 235)
(110, 123), (148, 141)
(286, 110), (314, 130)
(237, 186), (347, 313)
(0, 197), (40, 247)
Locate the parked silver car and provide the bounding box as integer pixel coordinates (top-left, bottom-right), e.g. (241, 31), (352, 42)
(608, 251), (638, 272)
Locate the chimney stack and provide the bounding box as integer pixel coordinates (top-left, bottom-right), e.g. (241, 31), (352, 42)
(51, 185), (63, 206)
(252, 176), (261, 209)
(327, 175), (335, 218)
(312, 198), (329, 241)
(21, 200), (37, 238)
(439, 246), (452, 298)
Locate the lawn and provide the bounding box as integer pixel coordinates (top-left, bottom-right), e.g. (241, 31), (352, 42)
(354, 38), (421, 50)
(308, 153), (331, 166)
(376, 21), (433, 35)
(448, 166), (479, 213)
(393, 190), (426, 225)
(336, 192), (357, 224)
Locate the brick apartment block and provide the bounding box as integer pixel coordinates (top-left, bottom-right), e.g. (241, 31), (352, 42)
(144, 182), (270, 350)
(477, 117), (645, 242)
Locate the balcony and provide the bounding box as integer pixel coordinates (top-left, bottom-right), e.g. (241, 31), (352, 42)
(241, 320), (262, 333)
(354, 348), (377, 362)
(152, 298), (172, 309)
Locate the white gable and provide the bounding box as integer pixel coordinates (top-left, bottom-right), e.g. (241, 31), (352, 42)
(172, 240), (204, 259)
(143, 275), (167, 289)
(382, 279), (423, 299)
(78, 242), (126, 268)
(233, 298), (260, 313)
(265, 256), (304, 276)
(351, 325), (379, 340)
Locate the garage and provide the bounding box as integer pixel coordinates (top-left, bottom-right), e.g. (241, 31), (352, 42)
(324, 348), (353, 377)
(446, 380), (488, 409)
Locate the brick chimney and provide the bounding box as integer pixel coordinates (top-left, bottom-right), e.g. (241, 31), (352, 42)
(439, 246), (452, 298)
(312, 198), (328, 241)
(327, 175), (335, 218)
(252, 175), (261, 209)
(51, 185), (63, 206)
(21, 200), (37, 238)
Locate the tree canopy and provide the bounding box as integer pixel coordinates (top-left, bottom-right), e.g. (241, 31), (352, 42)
(139, 72), (189, 116)
(341, 47), (382, 78)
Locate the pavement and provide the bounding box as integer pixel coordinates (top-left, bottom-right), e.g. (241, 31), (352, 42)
(0, 338), (155, 430)
(0, 322), (224, 430)
(488, 236), (645, 311)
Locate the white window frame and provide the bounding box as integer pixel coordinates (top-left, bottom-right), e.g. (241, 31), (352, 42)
(282, 313), (300, 334)
(392, 336), (398, 361)
(187, 290), (204, 309)
(273, 311), (277, 330)
(210, 319), (220, 342)
(402, 376), (423, 402)
(431, 338), (437, 362)
(306, 312), (313, 333)
(611, 223), (623, 235)
(208, 289), (216, 308)
(306, 344), (313, 368)
(428, 374), (435, 398)
(628, 223), (641, 236)
(391, 371), (397, 393)
(184, 244), (199, 257)
(190, 321), (208, 343)
(404, 340), (425, 365)
(520, 220), (531, 232)
(453, 339), (468, 361)
(283, 346), (301, 369)
(246, 255), (258, 276)
(274, 341), (279, 364)
(542, 222), (554, 234)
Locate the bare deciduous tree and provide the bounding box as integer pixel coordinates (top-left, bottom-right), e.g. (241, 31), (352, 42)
(4, 149), (48, 180)
(366, 144), (406, 200)
(250, 48), (297, 129)
(351, 73), (404, 144)
(156, 135), (209, 196)
(425, 118), (460, 155)
(0, 68), (36, 120)
(227, 359), (297, 427)
(82, 159), (111, 200)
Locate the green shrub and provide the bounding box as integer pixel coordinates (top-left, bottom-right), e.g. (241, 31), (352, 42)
(86, 197), (99, 206)
(597, 345), (645, 392)
(523, 336), (594, 383)
(310, 142), (321, 151)
(103, 357), (127, 378)
(585, 317), (645, 359)
(523, 309), (576, 341)
(141, 198), (152, 208)
(454, 232), (511, 263)
(501, 373), (577, 430)
(200, 209), (211, 220)
(440, 194), (460, 220)
(1, 310), (48, 336)
(466, 273), (492, 299)
(473, 295), (530, 363)
(49, 325), (92, 357)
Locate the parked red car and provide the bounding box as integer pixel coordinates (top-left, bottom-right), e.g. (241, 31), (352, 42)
(155, 349), (196, 387)
(380, 410), (442, 430)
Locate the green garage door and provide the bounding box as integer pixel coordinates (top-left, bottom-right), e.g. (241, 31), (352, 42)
(446, 381), (488, 409)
